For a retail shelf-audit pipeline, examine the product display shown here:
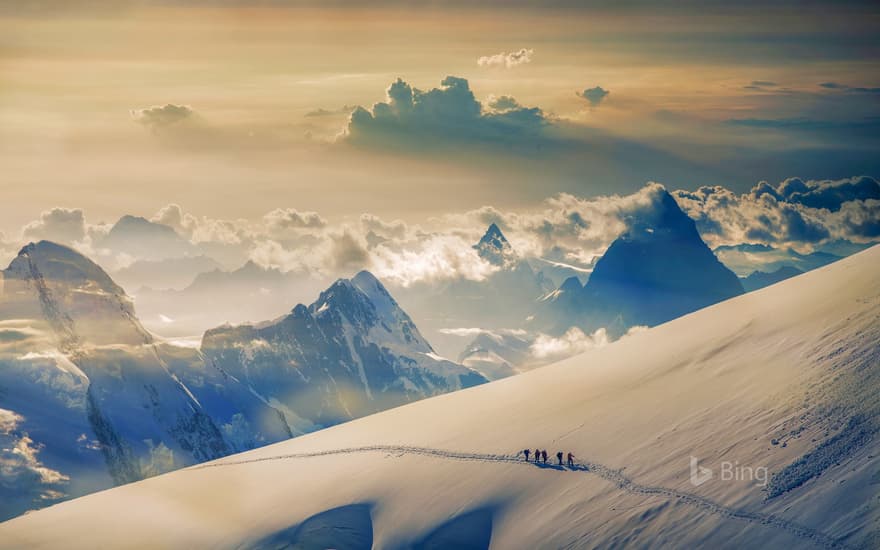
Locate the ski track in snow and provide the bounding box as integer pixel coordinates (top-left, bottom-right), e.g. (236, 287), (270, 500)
(191, 445), (849, 550)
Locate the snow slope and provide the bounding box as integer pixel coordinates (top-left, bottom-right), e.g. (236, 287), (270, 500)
(2, 245), (878, 549)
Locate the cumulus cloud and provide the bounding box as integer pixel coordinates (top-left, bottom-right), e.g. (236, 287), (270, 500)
(131, 104), (195, 132)
(22, 208), (87, 244)
(529, 327), (609, 361)
(673, 176), (880, 249)
(360, 213), (408, 247)
(486, 95), (522, 112)
(578, 86), (609, 107)
(324, 229), (370, 272)
(151, 203), (251, 246)
(0, 408), (69, 501)
(477, 48), (533, 68)
(345, 76), (549, 150)
(13, 176), (876, 293)
(369, 233), (499, 287)
(264, 208), (327, 233)
(751, 175), (879, 211)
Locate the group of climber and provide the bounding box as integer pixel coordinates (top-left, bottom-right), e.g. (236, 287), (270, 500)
(523, 448), (575, 467)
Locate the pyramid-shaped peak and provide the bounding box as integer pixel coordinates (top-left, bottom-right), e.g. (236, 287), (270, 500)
(559, 276), (583, 294)
(474, 223), (516, 266)
(479, 223), (509, 247)
(625, 187), (696, 238)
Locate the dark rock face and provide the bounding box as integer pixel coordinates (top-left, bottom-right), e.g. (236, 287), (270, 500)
(535, 191), (744, 336)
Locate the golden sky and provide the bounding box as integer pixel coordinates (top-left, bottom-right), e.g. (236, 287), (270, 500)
(1, 2), (879, 233)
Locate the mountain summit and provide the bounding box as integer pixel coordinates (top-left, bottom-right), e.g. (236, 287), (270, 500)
(474, 223), (517, 267)
(2, 240), (152, 348)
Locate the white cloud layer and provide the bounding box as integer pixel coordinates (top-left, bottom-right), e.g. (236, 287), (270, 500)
(5, 177), (876, 292)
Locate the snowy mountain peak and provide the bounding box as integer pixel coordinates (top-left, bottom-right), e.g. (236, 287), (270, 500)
(623, 188), (697, 240)
(311, 271), (432, 352)
(6, 241), (124, 295)
(2, 241), (152, 348)
(474, 223), (517, 266)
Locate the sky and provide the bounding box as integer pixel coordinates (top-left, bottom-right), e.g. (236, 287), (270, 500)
(1, 1), (879, 260)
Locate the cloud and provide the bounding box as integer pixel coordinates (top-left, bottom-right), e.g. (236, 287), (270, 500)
(324, 229), (370, 272)
(0, 408), (69, 501)
(578, 86), (610, 107)
(0, 408), (23, 434)
(304, 105), (357, 117)
(725, 117), (880, 134)
(440, 182), (678, 266)
(0, 233), (17, 266)
(151, 203), (251, 246)
(752, 175), (880, 211)
(743, 80), (779, 90)
(529, 327), (609, 361)
(673, 176), (880, 249)
(360, 213), (408, 246)
(477, 48), (533, 68)
(486, 95), (523, 112)
(14, 177), (876, 292)
(22, 208), (87, 244)
(369, 233), (499, 287)
(345, 76), (549, 151)
(438, 327), (527, 338)
(819, 82), (880, 94)
(131, 104), (195, 132)
(264, 208), (327, 233)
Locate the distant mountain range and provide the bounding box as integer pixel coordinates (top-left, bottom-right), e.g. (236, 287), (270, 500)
(133, 260), (324, 338)
(713, 243), (843, 277)
(99, 215), (195, 261)
(0, 241), (481, 520)
(741, 265), (804, 292)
